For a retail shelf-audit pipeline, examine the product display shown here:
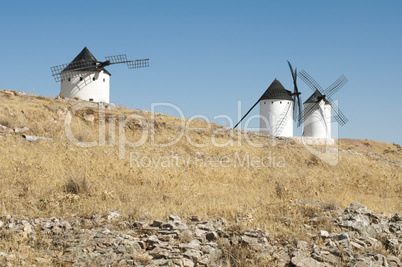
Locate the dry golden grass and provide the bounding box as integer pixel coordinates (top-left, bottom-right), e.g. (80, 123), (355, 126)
(0, 89), (401, 242)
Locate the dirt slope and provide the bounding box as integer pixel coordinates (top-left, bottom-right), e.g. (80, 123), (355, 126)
(0, 89), (400, 226)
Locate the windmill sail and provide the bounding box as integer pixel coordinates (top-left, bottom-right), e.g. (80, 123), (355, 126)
(299, 69), (349, 138)
(299, 70), (348, 126)
(287, 61), (302, 126)
(51, 48), (149, 82)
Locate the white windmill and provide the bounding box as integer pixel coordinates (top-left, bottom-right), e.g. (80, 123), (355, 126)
(298, 70), (348, 138)
(234, 61), (302, 137)
(259, 79), (293, 136)
(51, 47), (149, 103)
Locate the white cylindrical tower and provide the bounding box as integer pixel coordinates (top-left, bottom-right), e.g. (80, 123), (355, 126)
(60, 71), (110, 103)
(59, 47), (111, 103)
(259, 79), (293, 137)
(303, 91), (331, 138)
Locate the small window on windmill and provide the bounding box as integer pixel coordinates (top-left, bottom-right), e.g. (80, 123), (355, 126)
(92, 77), (95, 81)
(68, 78), (71, 82)
(264, 101), (266, 104)
(280, 101), (282, 104)
(80, 77), (83, 81)
(89, 98), (94, 102)
(103, 78), (105, 82)
(271, 101), (273, 104)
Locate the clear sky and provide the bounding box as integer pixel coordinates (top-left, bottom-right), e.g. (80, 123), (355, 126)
(1, 0), (401, 145)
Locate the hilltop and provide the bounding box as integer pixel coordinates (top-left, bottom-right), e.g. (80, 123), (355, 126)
(0, 89), (401, 266)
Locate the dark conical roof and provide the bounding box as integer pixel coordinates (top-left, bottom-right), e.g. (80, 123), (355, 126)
(304, 90), (331, 105)
(260, 79), (292, 100)
(61, 47), (110, 75)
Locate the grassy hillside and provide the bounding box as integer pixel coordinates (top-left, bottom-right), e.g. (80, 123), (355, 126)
(0, 89), (401, 238)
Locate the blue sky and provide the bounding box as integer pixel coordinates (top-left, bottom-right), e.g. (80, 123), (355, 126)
(1, 1), (401, 145)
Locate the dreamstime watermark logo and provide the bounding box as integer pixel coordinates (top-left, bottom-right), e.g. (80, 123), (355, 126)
(62, 100), (340, 166)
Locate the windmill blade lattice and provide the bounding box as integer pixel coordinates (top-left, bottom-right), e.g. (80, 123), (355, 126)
(127, 59), (149, 69)
(324, 75), (348, 99)
(298, 69), (349, 126)
(287, 61), (302, 126)
(325, 97), (348, 126)
(105, 54), (128, 64)
(51, 60), (98, 82)
(51, 51), (149, 83)
(298, 70), (323, 92)
(105, 54), (149, 68)
(51, 64), (68, 78)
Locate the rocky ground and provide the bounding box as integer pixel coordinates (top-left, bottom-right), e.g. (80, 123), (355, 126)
(0, 202), (400, 266)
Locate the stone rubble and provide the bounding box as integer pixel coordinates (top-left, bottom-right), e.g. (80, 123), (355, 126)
(0, 203), (400, 266)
